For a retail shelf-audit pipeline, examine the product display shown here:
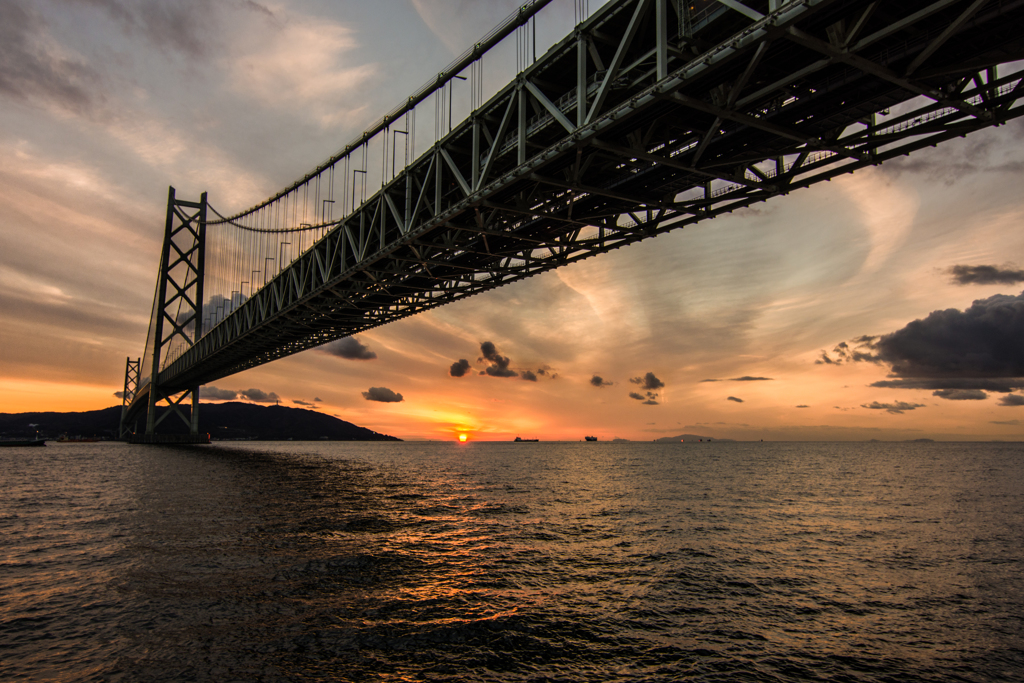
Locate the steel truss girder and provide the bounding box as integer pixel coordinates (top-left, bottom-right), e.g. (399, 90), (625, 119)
(153, 0), (1023, 392)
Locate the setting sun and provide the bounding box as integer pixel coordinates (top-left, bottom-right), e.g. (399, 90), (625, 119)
(458, 434), (468, 442)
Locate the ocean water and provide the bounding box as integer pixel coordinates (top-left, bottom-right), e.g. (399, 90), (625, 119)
(1, 440), (1022, 682)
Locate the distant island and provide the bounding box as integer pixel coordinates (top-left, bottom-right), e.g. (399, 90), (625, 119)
(0, 402), (400, 442)
(653, 434), (735, 443)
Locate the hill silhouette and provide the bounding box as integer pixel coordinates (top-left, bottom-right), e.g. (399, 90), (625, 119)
(0, 402), (399, 441)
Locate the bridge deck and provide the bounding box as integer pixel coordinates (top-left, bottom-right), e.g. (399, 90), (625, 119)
(127, 0), (1024, 421)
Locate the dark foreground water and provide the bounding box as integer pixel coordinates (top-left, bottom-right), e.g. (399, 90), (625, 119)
(2, 441), (1023, 682)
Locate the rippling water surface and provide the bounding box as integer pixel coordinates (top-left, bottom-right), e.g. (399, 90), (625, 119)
(2, 440), (1023, 681)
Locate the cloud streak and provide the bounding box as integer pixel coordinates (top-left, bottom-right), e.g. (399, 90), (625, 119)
(861, 401), (925, 414)
(949, 264), (1024, 285)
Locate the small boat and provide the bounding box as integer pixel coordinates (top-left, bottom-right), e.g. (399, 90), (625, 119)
(0, 438), (47, 447)
(584, 436), (597, 441)
(513, 436), (539, 442)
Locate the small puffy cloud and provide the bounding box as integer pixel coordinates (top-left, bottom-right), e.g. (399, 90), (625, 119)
(239, 388), (279, 402)
(362, 387), (404, 403)
(521, 370), (538, 382)
(642, 399), (659, 405)
(202, 385), (238, 400)
(321, 337), (377, 360)
(314, 397), (323, 402)
(590, 375), (613, 387)
(628, 392), (645, 401)
(449, 358), (472, 377)
(861, 401), (925, 414)
(727, 396), (744, 403)
(480, 341), (517, 378)
(949, 264), (1024, 285)
(630, 372), (665, 390)
(730, 376), (773, 382)
(113, 391), (124, 399)
(932, 389), (987, 401)
(999, 394), (1024, 407)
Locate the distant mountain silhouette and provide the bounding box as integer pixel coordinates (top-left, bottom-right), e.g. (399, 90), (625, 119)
(0, 402), (400, 441)
(653, 434), (735, 442)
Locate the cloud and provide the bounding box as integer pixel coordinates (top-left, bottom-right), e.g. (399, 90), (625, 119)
(999, 394), (1024, 407)
(642, 399), (659, 405)
(949, 264), (1024, 285)
(590, 375), (613, 387)
(825, 292), (1024, 392)
(239, 388), (279, 402)
(0, 0), (103, 115)
(796, 404), (809, 408)
(727, 396), (744, 403)
(449, 358), (472, 377)
(479, 341), (517, 378)
(521, 370), (538, 382)
(201, 385), (238, 400)
(861, 401), (926, 414)
(932, 389), (987, 401)
(730, 376), (773, 382)
(628, 392), (645, 401)
(292, 399), (317, 407)
(362, 386), (404, 403)
(699, 378), (721, 382)
(113, 390), (124, 399)
(321, 336), (377, 360)
(871, 378), (1024, 392)
(314, 397), (323, 402)
(991, 420), (1022, 425)
(630, 372), (665, 391)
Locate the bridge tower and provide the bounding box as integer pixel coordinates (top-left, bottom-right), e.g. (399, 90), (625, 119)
(134, 187), (209, 443)
(118, 356), (140, 439)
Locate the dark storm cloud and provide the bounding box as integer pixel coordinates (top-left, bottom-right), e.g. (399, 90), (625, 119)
(321, 337), (377, 361)
(727, 396), (744, 403)
(949, 264), (1024, 285)
(822, 292), (1024, 392)
(932, 389), (987, 401)
(0, 0), (103, 114)
(730, 376), (773, 382)
(449, 359), (472, 377)
(630, 372), (665, 391)
(999, 394), (1024, 407)
(861, 401), (926, 414)
(521, 370), (538, 382)
(239, 388), (278, 402)
(201, 385), (238, 400)
(872, 292), (1024, 378)
(362, 387), (403, 403)
(590, 375), (613, 387)
(479, 341), (517, 378)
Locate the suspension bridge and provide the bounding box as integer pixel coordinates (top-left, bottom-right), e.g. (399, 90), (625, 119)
(120, 0), (1024, 442)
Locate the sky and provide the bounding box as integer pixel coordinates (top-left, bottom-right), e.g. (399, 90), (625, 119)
(2, 0), (1023, 442)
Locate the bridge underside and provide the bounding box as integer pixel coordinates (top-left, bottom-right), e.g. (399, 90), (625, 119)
(126, 0), (1024, 421)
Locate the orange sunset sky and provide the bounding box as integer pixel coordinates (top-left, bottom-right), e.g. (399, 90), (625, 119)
(2, 0), (1023, 441)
